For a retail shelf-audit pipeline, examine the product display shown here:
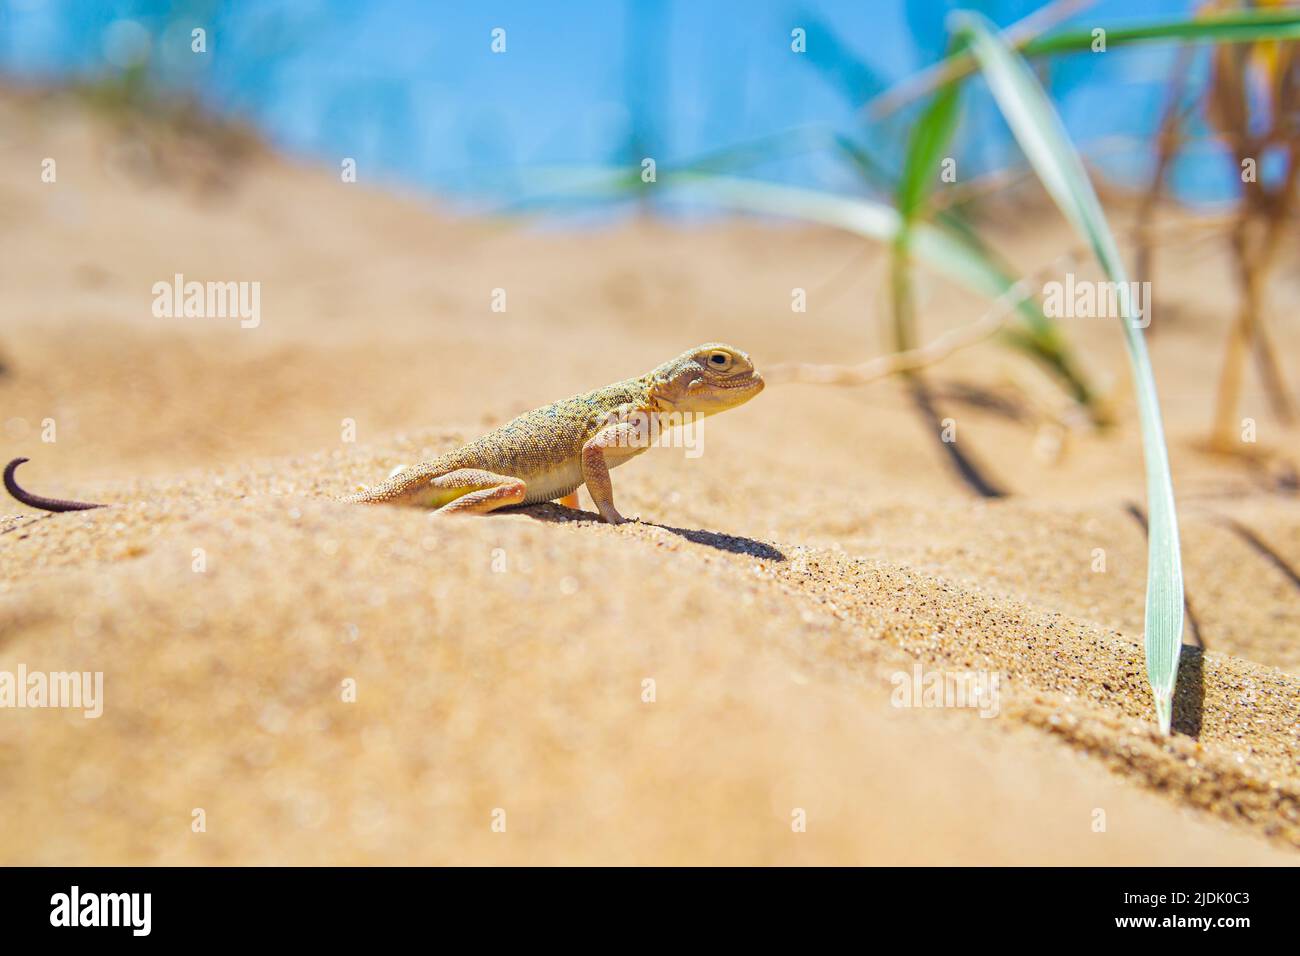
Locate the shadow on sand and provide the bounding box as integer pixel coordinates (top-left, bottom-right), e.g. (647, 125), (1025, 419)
(1171, 644), (1205, 739)
(520, 503), (786, 562)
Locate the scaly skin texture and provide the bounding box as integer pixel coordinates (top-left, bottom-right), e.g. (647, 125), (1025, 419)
(344, 343), (764, 523)
(4, 344), (763, 524)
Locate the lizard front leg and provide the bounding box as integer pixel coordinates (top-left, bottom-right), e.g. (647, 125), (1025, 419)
(581, 422), (647, 525)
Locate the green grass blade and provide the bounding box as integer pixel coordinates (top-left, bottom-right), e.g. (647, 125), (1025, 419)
(892, 37), (966, 354)
(830, 132), (987, 252)
(666, 173), (1097, 410)
(831, 133), (899, 195)
(897, 72), (962, 221)
(515, 165), (1099, 415)
(951, 10), (1184, 734)
(1024, 8), (1300, 57)
(670, 174), (1018, 309)
(521, 167), (1011, 303)
(873, 8), (1300, 118)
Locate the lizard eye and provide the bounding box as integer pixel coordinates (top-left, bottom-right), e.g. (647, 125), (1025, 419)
(708, 351), (731, 369)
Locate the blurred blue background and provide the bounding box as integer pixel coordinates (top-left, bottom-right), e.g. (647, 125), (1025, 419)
(0, 0), (1243, 207)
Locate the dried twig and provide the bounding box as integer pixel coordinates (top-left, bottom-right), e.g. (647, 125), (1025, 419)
(1208, 22), (1299, 446)
(1132, 42), (1199, 334)
(766, 250), (1081, 387)
(863, 0), (1097, 119)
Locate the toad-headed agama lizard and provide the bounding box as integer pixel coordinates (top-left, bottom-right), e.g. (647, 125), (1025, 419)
(4, 343), (764, 524)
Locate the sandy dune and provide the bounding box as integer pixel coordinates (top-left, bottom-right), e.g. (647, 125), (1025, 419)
(1, 88), (1297, 864)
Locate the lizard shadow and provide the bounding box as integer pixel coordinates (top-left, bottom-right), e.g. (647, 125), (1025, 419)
(520, 503), (786, 562)
(642, 521), (787, 561)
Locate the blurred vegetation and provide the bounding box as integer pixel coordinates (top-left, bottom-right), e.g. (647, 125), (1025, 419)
(791, 0), (1300, 456)
(950, 7), (1188, 733)
(44, 6), (267, 191)
(539, 3), (1300, 480)
(544, 3), (1300, 730)
(744, 1), (1300, 729)
(1200, 0), (1300, 449)
(666, 2), (1300, 466)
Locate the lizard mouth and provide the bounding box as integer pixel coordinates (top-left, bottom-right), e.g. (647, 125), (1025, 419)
(698, 371), (763, 390)
(665, 372), (763, 412)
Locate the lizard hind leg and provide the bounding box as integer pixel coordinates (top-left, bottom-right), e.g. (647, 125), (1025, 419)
(430, 469), (527, 517)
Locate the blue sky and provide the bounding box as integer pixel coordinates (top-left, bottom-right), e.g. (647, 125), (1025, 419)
(0, 0), (1245, 207)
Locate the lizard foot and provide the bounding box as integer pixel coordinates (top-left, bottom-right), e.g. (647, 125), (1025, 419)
(600, 511), (643, 526)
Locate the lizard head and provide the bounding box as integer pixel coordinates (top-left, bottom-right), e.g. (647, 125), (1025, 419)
(648, 343), (764, 416)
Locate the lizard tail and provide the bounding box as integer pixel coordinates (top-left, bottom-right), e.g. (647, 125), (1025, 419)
(4, 458), (105, 513)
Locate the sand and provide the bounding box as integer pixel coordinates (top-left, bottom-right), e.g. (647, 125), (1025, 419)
(1, 87), (1297, 864)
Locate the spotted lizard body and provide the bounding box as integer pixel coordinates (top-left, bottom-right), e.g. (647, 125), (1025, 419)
(342, 342), (764, 523)
(5, 343), (764, 525)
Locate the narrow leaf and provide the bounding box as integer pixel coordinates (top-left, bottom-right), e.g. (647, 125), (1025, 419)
(897, 71), (963, 221)
(666, 173), (1095, 409)
(872, 8), (1300, 119)
(516, 165), (1099, 414)
(951, 10), (1184, 733)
